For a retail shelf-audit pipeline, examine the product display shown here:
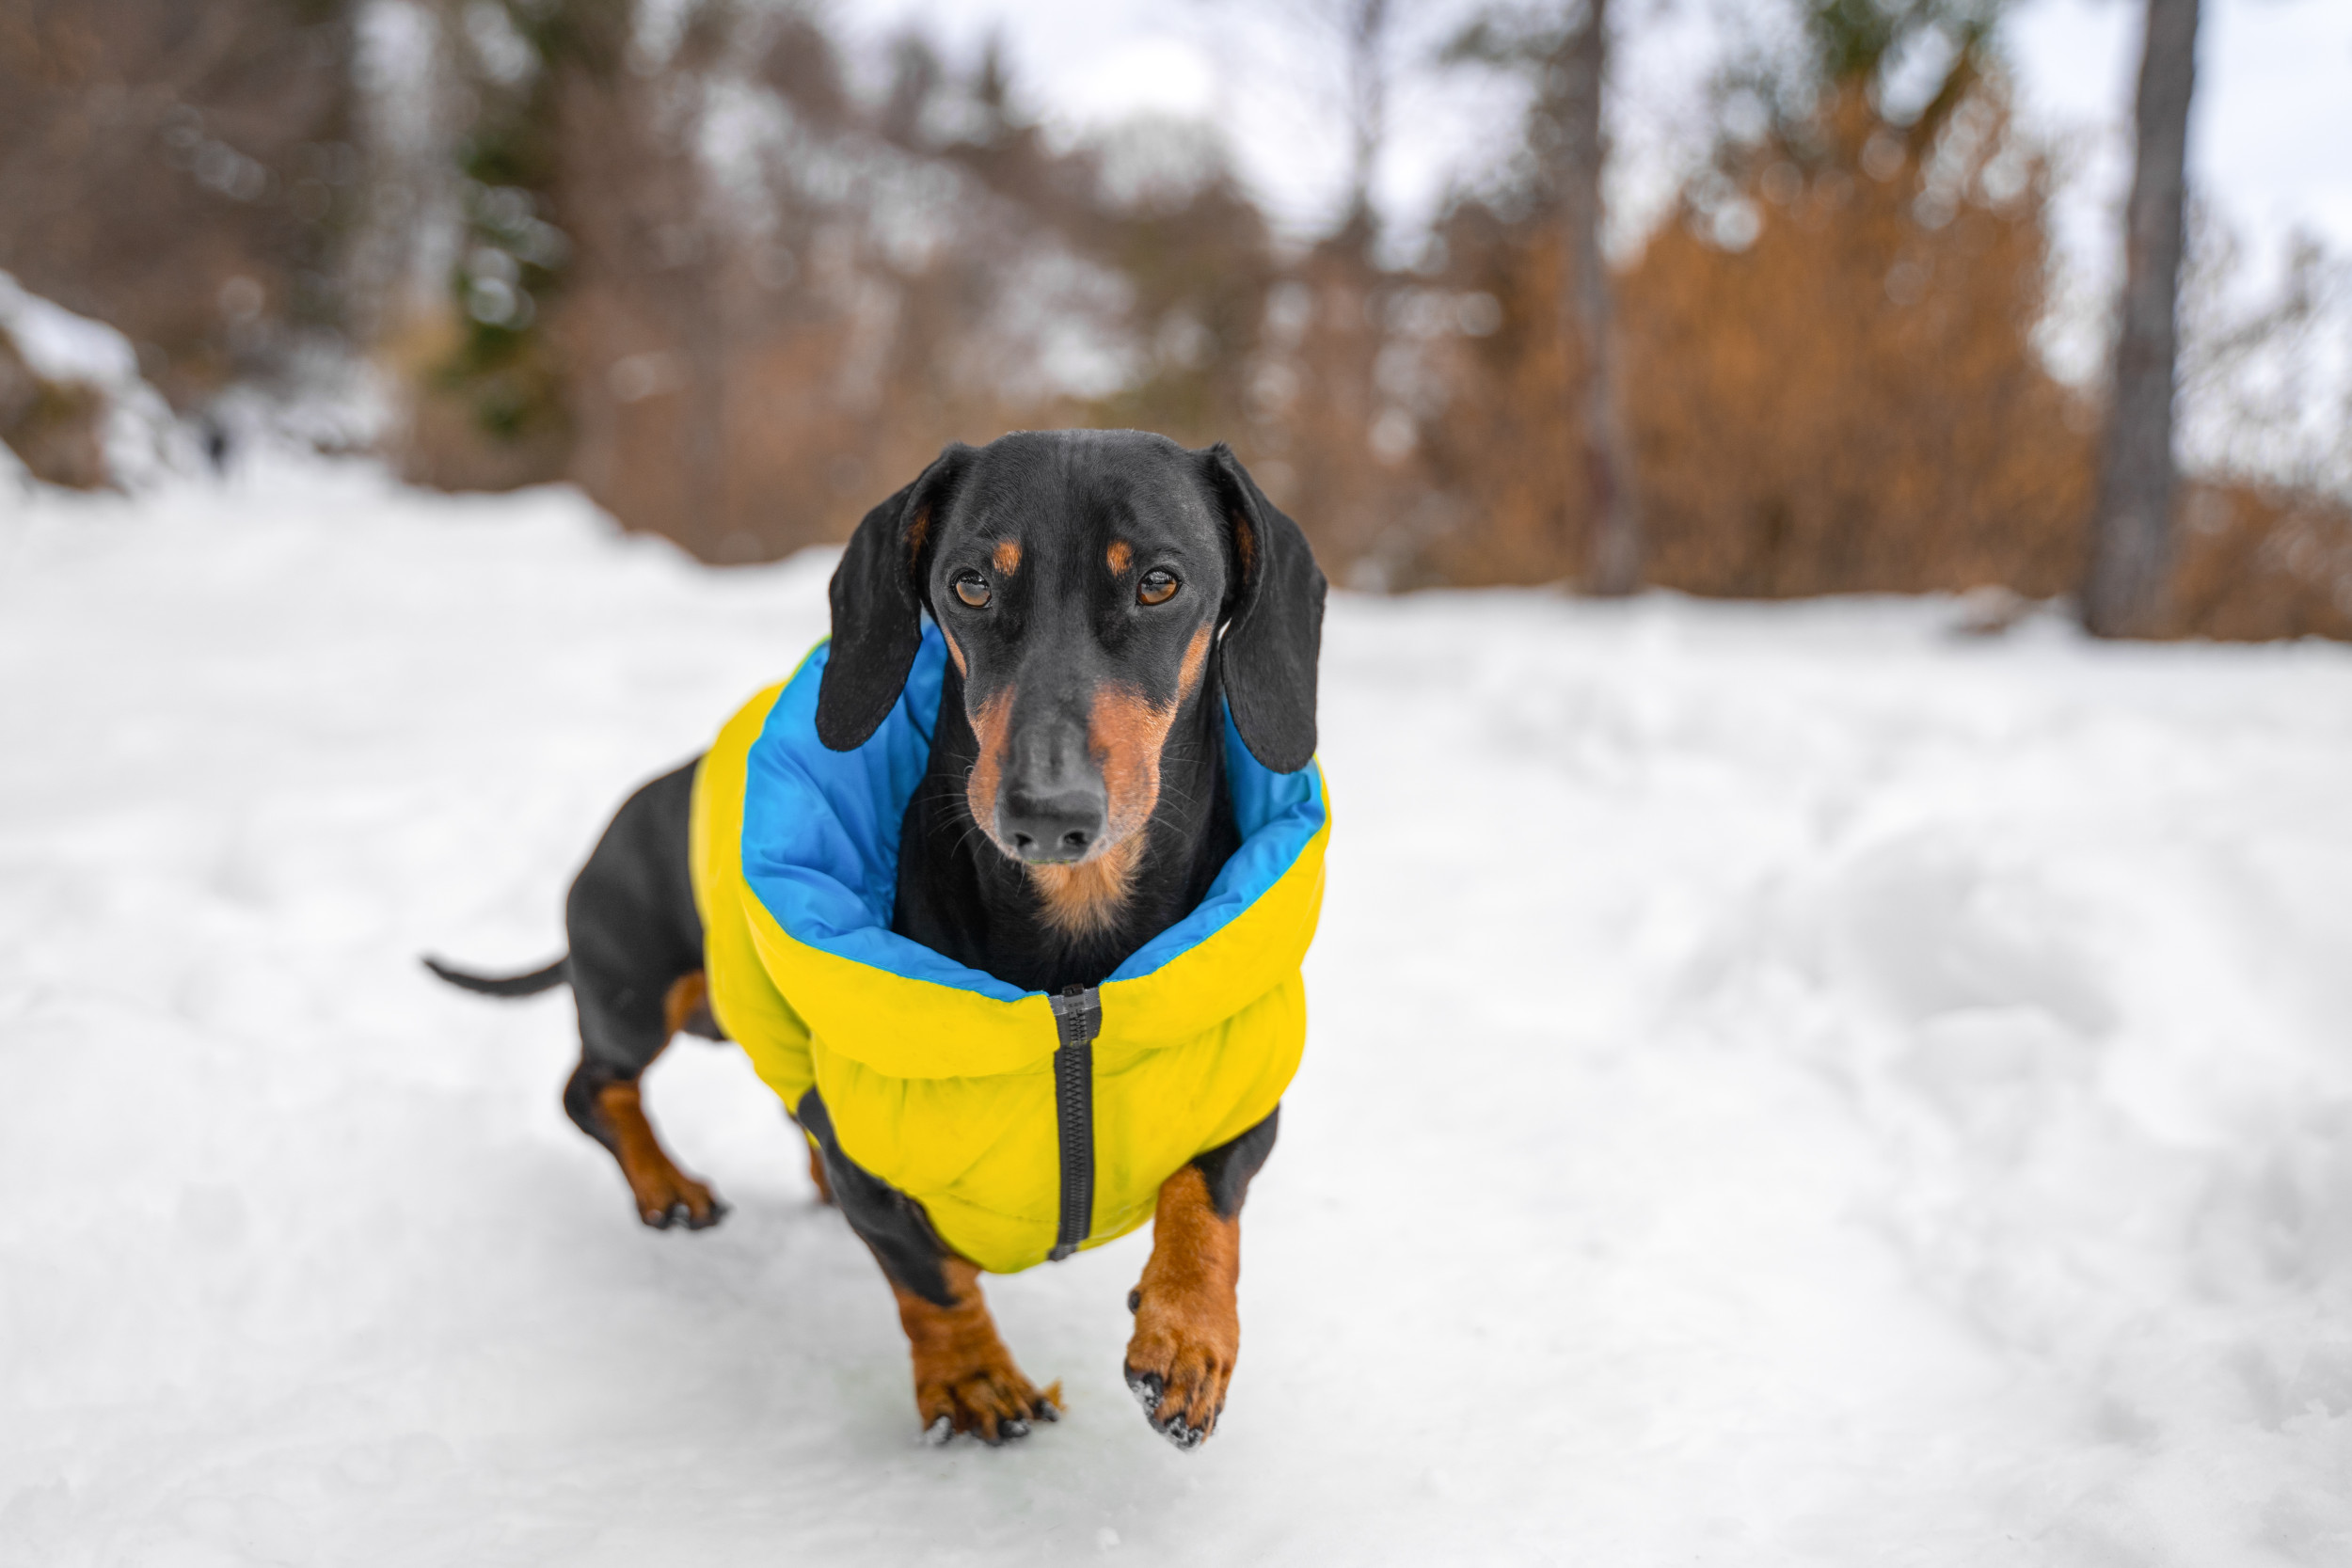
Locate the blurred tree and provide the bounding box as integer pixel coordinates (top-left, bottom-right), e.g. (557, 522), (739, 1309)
(1274, 0), (1417, 578)
(1083, 131), (1281, 452)
(0, 0), (367, 406)
(1343, 0), (1392, 236)
(397, 0), (627, 491)
(1558, 0), (1640, 595)
(406, 1), (1253, 560)
(901, 36), (1279, 455)
(1440, 0), (1642, 594)
(2082, 0), (2199, 638)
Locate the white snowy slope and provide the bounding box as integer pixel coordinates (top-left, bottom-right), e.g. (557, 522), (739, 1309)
(4, 458), (2351, 1568)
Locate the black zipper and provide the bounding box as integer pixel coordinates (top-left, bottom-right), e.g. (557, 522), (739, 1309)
(1046, 985), (1101, 1261)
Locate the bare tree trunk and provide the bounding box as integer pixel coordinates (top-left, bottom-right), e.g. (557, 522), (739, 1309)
(1560, 0), (1640, 595)
(1340, 0), (1391, 245)
(2084, 0), (2199, 638)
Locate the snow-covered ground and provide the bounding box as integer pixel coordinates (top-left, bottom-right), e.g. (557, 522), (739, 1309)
(5, 458), (2351, 1566)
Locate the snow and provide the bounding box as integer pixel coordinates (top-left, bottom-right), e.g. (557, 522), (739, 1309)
(0, 276), (145, 388)
(5, 457), (2352, 1566)
(0, 274), (194, 493)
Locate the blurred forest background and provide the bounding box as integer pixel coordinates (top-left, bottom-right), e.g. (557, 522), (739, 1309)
(3, 0), (2348, 639)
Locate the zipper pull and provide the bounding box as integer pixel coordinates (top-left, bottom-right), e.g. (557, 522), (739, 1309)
(1049, 983), (1102, 1047)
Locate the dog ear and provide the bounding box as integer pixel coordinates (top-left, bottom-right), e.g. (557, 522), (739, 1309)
(816, 444), (968, 751)
(1204, 443), (1327, 773)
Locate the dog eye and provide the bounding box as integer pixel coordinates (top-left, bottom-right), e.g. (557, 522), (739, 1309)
(953, 572), (992, 609)
(1136, 569), (1179, 607)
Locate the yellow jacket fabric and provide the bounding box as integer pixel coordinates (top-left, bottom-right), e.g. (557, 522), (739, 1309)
(690, 626), (1329, 1275)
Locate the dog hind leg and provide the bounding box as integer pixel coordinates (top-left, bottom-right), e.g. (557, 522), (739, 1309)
(558, 759), (727, 1231)
(564, 973), (727, 1229)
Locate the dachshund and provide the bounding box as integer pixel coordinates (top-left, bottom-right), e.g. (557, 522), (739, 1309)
(428, 429), (1327, 1448)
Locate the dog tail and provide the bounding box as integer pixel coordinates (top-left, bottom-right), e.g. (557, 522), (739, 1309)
(421, 954), (571, 998)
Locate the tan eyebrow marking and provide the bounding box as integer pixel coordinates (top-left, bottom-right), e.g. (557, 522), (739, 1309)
(993, 539), (1022, 575)
(1106, 540), (1133, 575)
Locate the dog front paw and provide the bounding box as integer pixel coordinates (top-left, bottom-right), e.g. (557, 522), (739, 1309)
(1123, 1286), (1236, 1449)
(915, 1361), (1061, 1447)
(893, 1257), (1057, 1446)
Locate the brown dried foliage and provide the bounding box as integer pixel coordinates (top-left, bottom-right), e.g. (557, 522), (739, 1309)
(0, 330), (110, 488)
(1265, 233), (1428, 576)
(2170, 482), (2352, 641)
(1624, 127), (2096, 596)
(1421, 87), (2097, 599)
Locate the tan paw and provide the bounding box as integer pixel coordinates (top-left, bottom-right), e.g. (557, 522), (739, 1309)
(597, 1081), (727, 1230)
(627, 1164), (726, 1230)
(896, 1257), (1057, 1445)
(916, 1363), (1062, 1447)
(1123, 1281), (1237, 1449)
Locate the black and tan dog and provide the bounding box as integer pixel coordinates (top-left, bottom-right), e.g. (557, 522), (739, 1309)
(429, 430), (1326, 1448)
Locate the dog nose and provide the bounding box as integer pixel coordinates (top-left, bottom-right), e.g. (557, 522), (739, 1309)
(999, 786), (1105, 863)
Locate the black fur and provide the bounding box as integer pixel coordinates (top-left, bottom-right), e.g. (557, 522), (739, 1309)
(421, 955), (568, 997)
(557, 759), (707, 1083)
(1192, 1106), (1279, 1221)
(815, 447), (969, 752)
(1204, 444), (1327, 774)
(795, 1089), (958, 1306)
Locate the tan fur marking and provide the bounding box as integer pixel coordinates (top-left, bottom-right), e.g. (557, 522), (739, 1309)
(595, 1079), (722, 1227)
(962, 686), (1014, 842)
(1231, 511), (1257, 585)
(1026, 835), (1146, 939)
(1177, 621), (1212, 697)
(907, 504), (931, 568)
(993, 539), (1022, 575)
(1023, 624), (1213, 939)
(1124, 1164), (1242, 1442)
(660, 971), (707, 1041)
(942, 627), (968, 676)
(892, 1256), (1060, 1441)
(1106, 540), (1133, 576)
(804, 1135), (836, 1206)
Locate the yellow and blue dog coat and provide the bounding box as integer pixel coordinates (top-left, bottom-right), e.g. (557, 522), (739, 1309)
(691, 625), (1329, 1275)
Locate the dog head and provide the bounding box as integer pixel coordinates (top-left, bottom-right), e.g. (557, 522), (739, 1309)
(815, 431), (1323, 922)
